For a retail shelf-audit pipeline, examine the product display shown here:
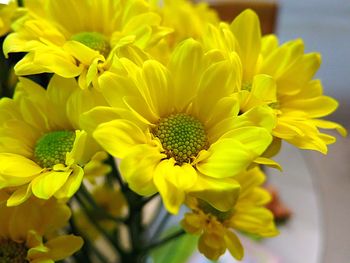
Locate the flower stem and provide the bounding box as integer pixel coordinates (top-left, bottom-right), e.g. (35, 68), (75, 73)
(79, 183), (125, 223)
(144, 229), (186, 252)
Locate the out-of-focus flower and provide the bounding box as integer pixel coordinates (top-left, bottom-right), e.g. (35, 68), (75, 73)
(181, 167), (278, 261)
(0, 197), (83, 262)
(0, 1), (19, 36)
(0, 75), (103, 206)
(151, 0), (219, 49)
(3, 0), (171, 89)
(74, 185), (127, 240)
(82, 39), (276, 214)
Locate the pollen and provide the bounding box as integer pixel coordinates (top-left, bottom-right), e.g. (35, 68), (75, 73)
(71, 32), (110, 57)
(0, 239), (28, 263)
(153, 113), (208, 165)
(34, 131), (76, 168)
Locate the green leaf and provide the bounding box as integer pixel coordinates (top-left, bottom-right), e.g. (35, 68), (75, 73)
(151, 227), (198, 263)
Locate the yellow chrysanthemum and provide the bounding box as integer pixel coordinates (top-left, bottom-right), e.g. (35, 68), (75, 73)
(201, 9), (347, 153)
(149, 0), (219, 64)
(82, 39), (276, 214)
(3, 0), (171, 89)
(0, 197), (83, 263)
(151, 0), (219, 48)
(0, 75), (103, 206)
(181, 167), (278, 261)
(74, 185), (126, 240)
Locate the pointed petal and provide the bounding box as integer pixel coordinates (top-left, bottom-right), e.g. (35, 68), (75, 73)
(230, 9), (261, 81)
(93, 119), (147, 158)
(120, 144), (164, 196)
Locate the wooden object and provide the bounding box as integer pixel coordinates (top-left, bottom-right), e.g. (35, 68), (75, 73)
(205, 0), (279, 34)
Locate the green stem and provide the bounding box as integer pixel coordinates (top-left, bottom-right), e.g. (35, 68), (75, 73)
(75, 192), (124, 255)
(68, 217), (93, 263)
(144, 229), (186, 252)
(151, 211), (171, 241)
(79, 183), (125, 223)
(107, 155), (127, 192)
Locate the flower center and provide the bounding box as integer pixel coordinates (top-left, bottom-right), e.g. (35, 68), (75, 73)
(34, 131), (76, 168)
(198, 200), (233, 222)
(0, 239), (28, 263)
(153, 113), (208, 164)
(71, 32), (110, 57)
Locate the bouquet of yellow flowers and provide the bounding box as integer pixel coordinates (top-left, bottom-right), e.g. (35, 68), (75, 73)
(0, 0), (346, 262)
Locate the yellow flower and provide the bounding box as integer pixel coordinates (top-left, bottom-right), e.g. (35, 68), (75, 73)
(82, 39), (276, 214)
(202, 9), (347, 153)
(74, 185), (127, 240)
(3, 0), (171, 89)
(152, 0), (218, 48)
(149, 0), (219, 64)
(0, 75), (102, 206)
(0, 197), (83, 263)
(181, 167), (278, 261)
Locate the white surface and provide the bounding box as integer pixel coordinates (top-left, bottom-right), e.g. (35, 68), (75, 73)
(264, 143), (322, 263)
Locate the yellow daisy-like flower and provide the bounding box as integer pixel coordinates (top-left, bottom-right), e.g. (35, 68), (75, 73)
(82, 39), (276, 214)
(201, 9), (347, 153)
(151, 0), (219, 48)
(3, 0), (171, 89)
(181, 167), (278, 261)
(0, 197), (83, 263)
(149, 0), (219, 64)
(0, 75), (102, 206)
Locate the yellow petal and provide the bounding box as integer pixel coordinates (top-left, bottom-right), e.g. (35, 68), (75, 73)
(99, 71), (139, 108)
(6, 184), (32, 206)
(168, 38), (204, 111)
(221, 127), (272, 156)
(189, 176), (240, 212)
(54, 165), (84, 199)
(154, 160), (185, 214)
(142, 60), (172, 117)
(80, 106), (121, 134)
(45, 235), (84, 261)
(0, 153), (42, 178)
(224, 230), (244, 260)
(235, 106), (276, 131)
(194, 58), (240, 122)
(64, 40), (101, 65)
(311, 119), (347, 137)
(277, 53), (321, 95)
(261, 34), (278, 56)
(163, 160), (198, 191)
(250, 74), (277, 103)
(230, 9), (261, 81)
(196, 138), (254, 178)
(254, 157), (282, 171)
(31, 170), (71, 199)
(181, 213), (205, 234)
(198, 232), (226, 260)
(282, 96), (338, 118)
(93, 119), (147, 158)
(120, 144), (164, 196)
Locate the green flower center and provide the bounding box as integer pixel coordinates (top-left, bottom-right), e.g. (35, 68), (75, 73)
(34, 131), (76, 168)
(71, 32), (110, 57)
(0, 239), (28, 263)
(198, 200), (233, 222)
(153, 113), (208, 165)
